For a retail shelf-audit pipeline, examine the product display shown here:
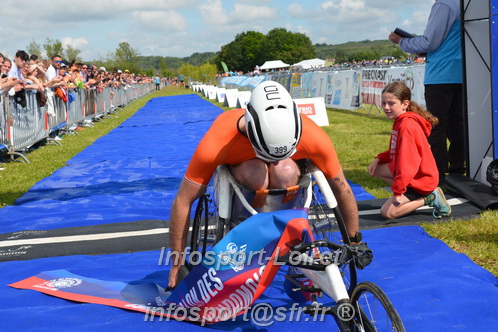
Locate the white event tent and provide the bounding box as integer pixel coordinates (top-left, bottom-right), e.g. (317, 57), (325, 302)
(259, 60), (290, 70)
(292, 58), (326, 69)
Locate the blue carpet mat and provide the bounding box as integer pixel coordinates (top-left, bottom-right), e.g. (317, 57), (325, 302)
(3, 226), (498, 331)
(0, 95), (221, 232)
(0, 94), (373, 233)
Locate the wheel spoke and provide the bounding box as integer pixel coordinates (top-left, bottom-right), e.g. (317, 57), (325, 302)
(351, 282), (405, 332)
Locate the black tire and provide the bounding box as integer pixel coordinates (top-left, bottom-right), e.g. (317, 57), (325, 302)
(308, 180), (358, 294)
(349, 281), (405, 332)
(187, 187), (225, 271)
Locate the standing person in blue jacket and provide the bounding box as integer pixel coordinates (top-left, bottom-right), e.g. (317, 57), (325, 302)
(154, 75), (160, 90)
(389, 0), (465, 185)
(178, 73), (185, 88)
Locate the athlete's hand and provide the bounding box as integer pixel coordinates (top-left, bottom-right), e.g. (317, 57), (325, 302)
(168, 264), (180, 289)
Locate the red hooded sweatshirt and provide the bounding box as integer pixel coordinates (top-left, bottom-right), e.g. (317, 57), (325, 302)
(376, 111), (439, 197)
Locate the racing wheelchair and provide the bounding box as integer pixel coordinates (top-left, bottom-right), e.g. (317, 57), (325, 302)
(187, 160), (405, 331)
(188, 160), (357, 292)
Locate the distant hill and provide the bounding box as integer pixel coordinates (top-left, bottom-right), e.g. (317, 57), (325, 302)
(133, 39), (403, 73)
(137, 52), (218, 71)
(315, 39), (404, 62)
(315, 39), (391, 57)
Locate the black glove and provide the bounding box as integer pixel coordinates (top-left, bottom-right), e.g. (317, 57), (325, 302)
(351, 242), (373, 270)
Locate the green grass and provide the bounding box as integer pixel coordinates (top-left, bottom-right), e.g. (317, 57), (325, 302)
(324, 107), (393, 198)
(1, 86), (496, 277)
(423, 211), (498, 276)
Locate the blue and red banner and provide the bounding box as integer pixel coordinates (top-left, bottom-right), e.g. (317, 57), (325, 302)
(10, 209), (313, 324)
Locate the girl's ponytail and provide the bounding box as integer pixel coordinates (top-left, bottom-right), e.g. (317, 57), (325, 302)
(383, 81), (439, 126)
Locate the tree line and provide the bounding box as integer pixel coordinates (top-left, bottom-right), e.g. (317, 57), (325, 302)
(25, 29), (410, 82)
(215, 28), (316, 73)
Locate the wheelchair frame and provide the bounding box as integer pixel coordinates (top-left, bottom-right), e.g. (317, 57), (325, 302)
(188, 161), (357, 293)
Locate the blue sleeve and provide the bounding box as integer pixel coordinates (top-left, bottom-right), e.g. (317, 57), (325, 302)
(399, 2), (458, 54)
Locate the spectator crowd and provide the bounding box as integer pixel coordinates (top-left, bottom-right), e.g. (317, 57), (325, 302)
(0, 50), (157, 107)
(216, 55), (425, 78)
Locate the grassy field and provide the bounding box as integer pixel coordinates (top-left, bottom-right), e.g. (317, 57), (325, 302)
(1, 86), (496, 277)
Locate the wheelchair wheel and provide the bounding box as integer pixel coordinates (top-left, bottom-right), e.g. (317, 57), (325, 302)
(308, 181), (358, 294)
(187, 187), (225, 271)
(349, 281), (405, 332)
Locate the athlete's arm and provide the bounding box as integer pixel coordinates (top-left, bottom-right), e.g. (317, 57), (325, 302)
(298, 117), (360, 238)
(327, 168), (360, 238)
(168, 178), (206, 288)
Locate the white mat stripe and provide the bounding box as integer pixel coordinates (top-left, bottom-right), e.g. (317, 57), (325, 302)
(0, 228), (171, 248)
(1, 198), (469, 247)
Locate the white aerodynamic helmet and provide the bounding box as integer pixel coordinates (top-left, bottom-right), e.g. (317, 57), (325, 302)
(245, 81), (302, 162)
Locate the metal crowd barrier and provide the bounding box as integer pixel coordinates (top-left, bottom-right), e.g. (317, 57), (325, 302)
(116, 87), (125, 106)
(84, 89), (96, 121)
(0, 97), (8, 151)
(48, 93), (67, 134)
(0, 83), (154, 162)
(67, 89), (85, 129)
(95, 88), (109, 119)
(113, 87), (126, 107)
(4, 92), (47, 161)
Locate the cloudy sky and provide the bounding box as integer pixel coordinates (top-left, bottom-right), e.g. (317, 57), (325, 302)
(1, 0), (434, 61)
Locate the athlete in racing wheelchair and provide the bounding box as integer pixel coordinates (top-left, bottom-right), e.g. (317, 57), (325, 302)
(168, 81), (371, 289)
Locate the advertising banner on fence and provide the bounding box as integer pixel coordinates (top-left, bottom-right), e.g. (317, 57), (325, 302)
(267, 74), (292, 91)
(310, 72), (329, 99)
(408, 65), (426, 108)
(360, 65), (425, 108)
(299, 72), (330, 99)
(300, 72), (314, 98)
(325, 70), (361, 111)
(290, 73), (302, 99)
(360, 68), (389, 107)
